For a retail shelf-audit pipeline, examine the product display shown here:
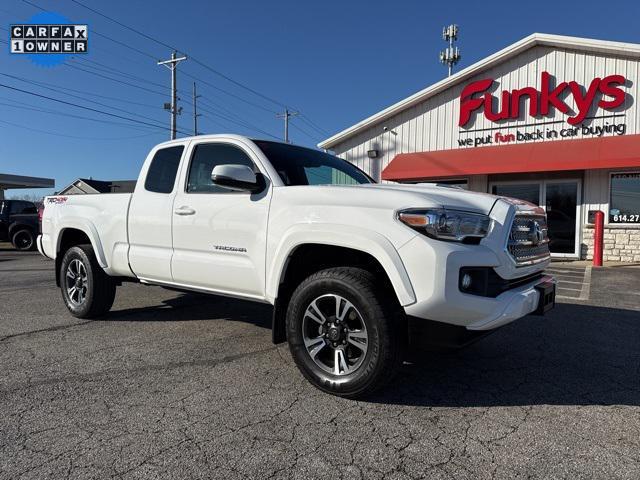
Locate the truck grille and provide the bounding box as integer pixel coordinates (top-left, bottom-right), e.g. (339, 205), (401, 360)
(507, 214), (550, 266)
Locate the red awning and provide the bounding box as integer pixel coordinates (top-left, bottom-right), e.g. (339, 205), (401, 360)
(382, 133), (640, 181)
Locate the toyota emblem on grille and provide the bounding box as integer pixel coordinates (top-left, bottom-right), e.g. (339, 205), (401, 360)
(529, 221), (545, 246)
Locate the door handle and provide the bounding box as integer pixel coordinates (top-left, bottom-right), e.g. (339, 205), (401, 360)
(174, 206), (196, 215)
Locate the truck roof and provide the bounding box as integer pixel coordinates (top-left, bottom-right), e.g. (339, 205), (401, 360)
(153, 134), (290, 148)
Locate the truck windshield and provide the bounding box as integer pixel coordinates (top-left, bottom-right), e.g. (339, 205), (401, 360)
(254, 140), (374, 186)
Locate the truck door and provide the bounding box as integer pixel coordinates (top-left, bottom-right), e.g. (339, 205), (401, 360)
(128, 144), (185, 282)
(171, 140), (271, 299)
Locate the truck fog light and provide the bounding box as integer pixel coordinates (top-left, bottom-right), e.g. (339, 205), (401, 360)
(461, 273), (472, 290)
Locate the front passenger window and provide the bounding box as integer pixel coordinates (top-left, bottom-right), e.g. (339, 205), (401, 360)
(187, 143), (256, 193)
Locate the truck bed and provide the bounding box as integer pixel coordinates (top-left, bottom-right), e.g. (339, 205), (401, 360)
(41, 193), (134, 277)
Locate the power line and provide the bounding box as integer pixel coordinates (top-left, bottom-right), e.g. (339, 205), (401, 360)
(65, 63), (168, 96)
(298, 115), (331, 136)
(180, 70), (278, 115)
(198, 105), (280, 139)
(57, 41), (280, 127)
(15, 0), (330, 136)
(289, 121), (323, 143)
(0, 83), (191, 134)
(188, 57), (286, 110)
(0, 72), (168, 126)
(76, 55), (279, 121)
(199, 96), (273, 130)
(0, 118), (163, 140)
(197, 104), (280, 140)
(14, 0), (331, 139)
(0, 70), (162, 110)
(68, 0), (178, 52)
(68, 0), (288, 109)
(196, 97), (285, 139)
(20, 0), (160, 60)
(1, 58), (273, 139)
(72, 57), (169, 91)
(0, 98), (159, 131)
(71, 56), (282, 133)
(15, 1), (279, 116)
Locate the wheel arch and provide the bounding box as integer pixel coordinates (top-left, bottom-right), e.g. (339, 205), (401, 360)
(8, 221), (34, 239)
(54, 225), (106, 287)
(269, 229), (416, 344)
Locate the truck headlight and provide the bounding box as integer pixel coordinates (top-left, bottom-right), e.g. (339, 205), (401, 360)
(397, 208), (491, 243)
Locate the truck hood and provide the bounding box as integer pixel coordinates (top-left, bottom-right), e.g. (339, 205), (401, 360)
(274, 183), (500, 215)
(348, 183), (498, 214)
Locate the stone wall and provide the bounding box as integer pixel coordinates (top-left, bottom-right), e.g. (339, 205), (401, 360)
(581, 226), (640, 262)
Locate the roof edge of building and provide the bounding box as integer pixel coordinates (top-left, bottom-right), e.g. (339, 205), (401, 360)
(318, 33), (640, 150)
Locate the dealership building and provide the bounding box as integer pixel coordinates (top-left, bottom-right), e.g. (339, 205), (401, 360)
(319, 34), (640, 262)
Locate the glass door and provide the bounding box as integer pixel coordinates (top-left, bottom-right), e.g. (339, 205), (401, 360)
(491, 182), (541, 205)
(490, 179), (581, 258)
(544, 180), (580, 257)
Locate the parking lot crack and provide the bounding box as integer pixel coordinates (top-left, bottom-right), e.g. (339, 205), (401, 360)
(0, 320), (93, 343)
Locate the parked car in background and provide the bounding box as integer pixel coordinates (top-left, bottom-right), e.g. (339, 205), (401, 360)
(0, 199), (39, 250)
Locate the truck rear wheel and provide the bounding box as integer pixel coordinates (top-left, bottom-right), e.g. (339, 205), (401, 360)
(286, 267), (404, 398)
(60, 244), (116, 318)
(11, 229), (35, 251)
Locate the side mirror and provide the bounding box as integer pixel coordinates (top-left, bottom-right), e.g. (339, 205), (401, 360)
(211, 164), (263, 192)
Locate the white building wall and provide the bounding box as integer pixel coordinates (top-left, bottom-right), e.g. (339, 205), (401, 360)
(332, 45), (640, 182)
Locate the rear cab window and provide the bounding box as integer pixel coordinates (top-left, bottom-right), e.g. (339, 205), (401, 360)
(144, 146), (185, 194)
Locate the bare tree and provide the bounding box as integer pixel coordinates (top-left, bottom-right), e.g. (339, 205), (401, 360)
(6, 193), (44, 205)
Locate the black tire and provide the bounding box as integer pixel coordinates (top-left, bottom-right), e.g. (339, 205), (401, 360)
(286, 267), (405, 398)
(11, 229), (35, 251)
(60, 244), (116, 318)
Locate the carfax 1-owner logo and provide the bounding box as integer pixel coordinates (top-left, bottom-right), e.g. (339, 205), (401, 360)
(8, 11), (88, 67)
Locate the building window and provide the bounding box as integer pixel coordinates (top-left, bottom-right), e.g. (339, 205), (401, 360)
(610, 172), (640, 224)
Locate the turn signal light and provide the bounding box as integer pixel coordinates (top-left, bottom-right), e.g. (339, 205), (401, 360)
(397, 212), (429, 227)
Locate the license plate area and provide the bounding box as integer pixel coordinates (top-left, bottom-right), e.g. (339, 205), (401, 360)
(534, 281), (556, 315)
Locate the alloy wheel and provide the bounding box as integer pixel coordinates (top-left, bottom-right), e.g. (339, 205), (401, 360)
(65, 259), (88, 306)
(301, 294), (369, 375)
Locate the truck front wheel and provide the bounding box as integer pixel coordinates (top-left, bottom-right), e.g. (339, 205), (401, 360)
(286, 267), (404, 398)
(60, 244), (116, 318)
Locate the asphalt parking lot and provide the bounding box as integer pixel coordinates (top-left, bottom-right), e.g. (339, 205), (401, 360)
(1, 248), (640, 479)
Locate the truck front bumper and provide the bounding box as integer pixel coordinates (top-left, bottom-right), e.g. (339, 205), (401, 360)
(397, 235), (555, 332)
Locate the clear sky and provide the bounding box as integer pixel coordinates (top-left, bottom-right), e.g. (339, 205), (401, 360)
(2, 0), (640, 198)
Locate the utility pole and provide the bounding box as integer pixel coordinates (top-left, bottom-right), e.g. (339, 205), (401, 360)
(439, 24), (461, 77)
(192, 82), (201, 136)
(158, 51), (187, 140)
(276, 108), (298, 143)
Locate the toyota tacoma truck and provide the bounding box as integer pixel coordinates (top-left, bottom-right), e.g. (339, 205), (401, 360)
(38, 135), (555, 398)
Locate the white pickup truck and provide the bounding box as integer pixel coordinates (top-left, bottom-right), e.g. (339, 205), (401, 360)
(39, 134), (555, 397)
